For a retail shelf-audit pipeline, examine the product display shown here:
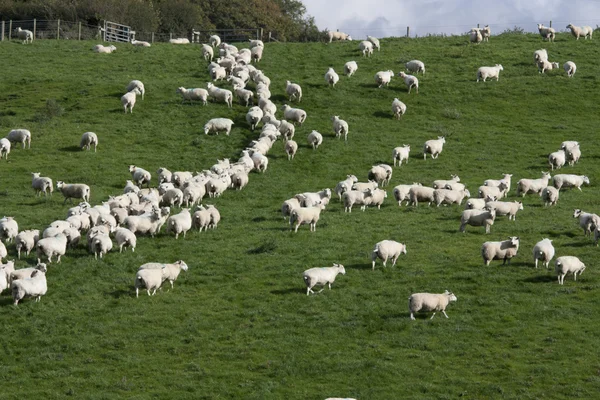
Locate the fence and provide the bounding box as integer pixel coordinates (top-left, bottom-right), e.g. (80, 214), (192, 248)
(0, 19), (100, 41)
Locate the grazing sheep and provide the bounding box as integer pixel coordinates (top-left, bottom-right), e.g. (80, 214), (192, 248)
(342, 189), (373, 212)
(433, 175), (460, 190)
(93, 44), (117, 53)
(7, 129), (31, 149)
(537, 24), (555, 41)
(206, 82), (233, 108)
(566, 23), (593, 40)
(371, 240), (406, 270)
(289, 204), (325, 232)
(131, 39), (151, 47)
(0, 138), (9, 160)
(366, 35), (380, 51)
(285, 140), (298, 160)
(555, 256), (585, 285)
(470, 28), (483, 44)
(15, 229), (39, 259)
(391, 98), (407, 120)
(374, 70), (394, 88)
(537, 59), (560, 74)
(325, 67), (340, 87)
(433, 188), (470, 207)
(477, 64), (503, 82)
(327, 31), (352, 43)
(409, 186), (435, 206)
(11, 270), (47, 305)
(285, 81), (302, 102)
(423, 136), (446, 159)
(80, 132), (98, 152)
(533, 238), (555, 269)
(573, 209), (600, 236)
(460, 208), (496, 233)
(392, 145), (410, 166)
(516, 172), (551, 197)
(31, 172), (53, 197)
(36, 233), (68, 264)
(393, 183), (421, 206)
(129, 165), (152, 188)
(552, 174), (589, 191)
(303, 263), (346, 295)
(398, 71), (418, 94)
(307, 130), (323, 150)
(91, 233), (112, 259)
(56, 181), (90, 204)
(487, 200), (523, 220)
(368, 164), (392, 186)
(540, 186), (559, 206)
(332, 116), (349, 141)
(344, 61), (358, 77)
(482, 236), (520, 266)
(409, 291), (457, 320)
(564, 61), (577, 78)
(359, 40), (373, 57)
(405, 60), (425, 75)
(548, 150), (566, 170)
(15, 27), (33, 44)
(126, 80), (145, 100)
(176, 87), (208, 105)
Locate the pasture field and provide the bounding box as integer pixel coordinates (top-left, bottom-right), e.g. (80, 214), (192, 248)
(1, 33), (600, 399)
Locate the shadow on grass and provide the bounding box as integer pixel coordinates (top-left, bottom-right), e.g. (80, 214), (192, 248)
(344, 263), (371, 271)
(562, 241), (592, 248)
(59, 145), (82, 152)
(108, 289), (132, 299)
(270, 287), (300, 296)
(270, 94), (287, 103)
(523, 274), (555, 283)
(373, 111), (391, 119)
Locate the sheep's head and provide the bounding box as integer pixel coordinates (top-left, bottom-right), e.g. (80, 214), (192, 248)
(444, 291), (458, 302)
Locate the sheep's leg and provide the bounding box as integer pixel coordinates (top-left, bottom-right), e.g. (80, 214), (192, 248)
(442, 311), (449, 318)
(410, 313), (415, 320)
(430, 312), (436, 319)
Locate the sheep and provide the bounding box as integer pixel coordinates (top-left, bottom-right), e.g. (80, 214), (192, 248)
(548, 150), (566, 170)
(564, 61), (577, 78)
(565, 144), (581, 166)
(165, 209), (192, 239)
(541, 186), (559, 206)
(423, 136), (446, 159)
(391, 98), (407, 119)
(342, 189), (373, 212)
(409, 291), (457, 320)
(371, 240), (406, 270)
(465, 195), (496, 210)
(123, 207), (169, 237)
(205, 205), (220, 229)
(460, 208), (496, 233)
(0, 260), (14, 287)
(476, 64), (503, 82)
(392, 145), (410, 166)
(534, 49), (548, 64)
(36, 233), (68, 264)
(481, 25), (491, 41)
(393, 183), (421, 206)
(31, 172), (53, 197)
(11, 270), (47, 305)
(359, 40), (373, 57)
(515, 172), (551, 197)
(368, 164), (392, 186)
(483, 173), (512, 196)
(233, 87), (253, 107)
(344, 61), (358, 77)
(366, 35), (380, 51)
(409, 186), (435, 206)
(470, 28), (483, 44)
(121, 88), (140, 113)
(192, 205), (212, 231)
(160, 188), (184, 207)
(15, 27), (33, 44)
(537, 24), (555, 42)
(486, 201), (524, 220)
(364, 188), (387, 209)
(129, 165), (152, 188)
(533, 238), (555, 269)
(201, 44), (214, 61)
(566, 23), (593, 40)
(176, 87), (208, 105)
(553, 174), (590, 191)
(15, 229), (39, 259)
(352, 181), (378, 192)
(327, 31), (352, 43)
(0, 138), (10, 159)
(405, 60), (425, 75)
(296, 189), (332, 208)
(374, 70), (394, 88)
(285, 140), (298, 160)
(6, 129), (31, 149)
(205, 176), (229, 198)
(10, 263), (47, 282)
(110, 207), (128, 225)
(332, 116), (349, 141)
(398, 71), (418, 94)
(432, 175), (460, 190)
(537, 59), (560, 74)
(481, 236), (520, 266)
(251, 46), (264, 63)
(594, 226), (600, 246)
(246, 107), (263, 131)
(93, 44), (117, 53)
(131, 39), (151, 47)
(210, 65), (227, 81)
(91, 233), (112, 259)
(278, 119), (295, 140)
(573, 209), (600, 236)
(231, 171), (249, 191)
(0, 242), (6, 263)
(182, 183), (206, 206)
(126, 80), (145, 100)
(209, 34), (221, 48)
(155, 169), (171, 185)
(478, 182), (508, 200)
(79, 132), (98, 152)
(258, 94), (276, 116)
(285, 81), (302, 102)
(433, 188), (471, 207)
(56, 181), (90, 204)
(282, 105), (307, 126)
(303, 263), (346, 295)
(135, 263), (184, 297)
(169, 38), (190, 44)
(206, 83), (233, 108)
(250, 151), (269, 172)
(249, 39), (264, 48)
(334, 175), (358, 201)
(325, 67), (340, 87)
(307, 130), (323, 150)
(555, 256), (586, 285)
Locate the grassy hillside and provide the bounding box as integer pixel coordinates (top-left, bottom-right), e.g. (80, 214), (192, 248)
(1, 33), (600, 399)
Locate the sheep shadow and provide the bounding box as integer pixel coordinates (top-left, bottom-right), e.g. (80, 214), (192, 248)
(107, 289), (132, 299)
(270, 94), (287, 103)
(522, 274), (555, 283)
(562, 241), (592, 248)
(373, 111), (392, 119)
(359, 83), (380, 89)
(270, 287), (301, 296)
(381, 313), (406, 320)
(59, 145), (82, 152)
(344, 263), (372, 271)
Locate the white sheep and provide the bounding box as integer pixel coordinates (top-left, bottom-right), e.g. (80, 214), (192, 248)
(91, 233), (112, 259)
(460, 208), (496, 233)
(15, 229), (39, 259)
(307, 130), (323, 150)
(206, 83), (233, 108)
(137, 260), (187, 296)
(36, 233), (68, 264)
(114, 226), (137, 252)
(537, 24), (555, 42)
(392, 145), (410, 166)
(555, 256), (585, 285)
(537, 59), (560, 74)
(534, 49), (548, 64)
(233, 87), (253, 107)
(285, 140), (298, 160)
(548, 150), (566, 170)
(10, 263), (47, 282)
(393, 183), (421, 206)
(398, 71), (418, 94)
(371, 240), (406, 270)
(465, 195), (496, 210)
(15, 27), (33, 44)
(160, 188), (184, 207)
(552, 174), (589, 191)
(368, 164), (392, 186)
(564, 61), (577, 78)
(11, 270), (47, 305)
(481, 25), (491, 41)
(285, 81), (302, 102)
(303, 263), (346, 295)
(344, 61), (358, 77)
(281, 198), (299, 221)
(334, 175), (358, 200)
(129, 165), (151, 188)
(515, 172), (551, 197)
(540, 186), (559, 206)
(93, 44), (117, 53)
(56, 181), (90, 204)
(165, 209), (192, 239)
(486, 201), (523, 220)
(126, 80), (145, 100)
(481, 236), (520, 266)
(327, 31), (352, 43)
(0, 242), (6, 263)
(409, 186), (435, 206)
(359, 40), (373, 57)
(0, 138), (9, 160)
(374, 70), (394, 88)
(533, 238), (555, 269)
(364, 188), (387, 209)
(250, 151), (268, 173)
(192, 205), (212, 231)
(423, 136), (445, 159)
(391, 98), (407, 119)
(565, 143), (581, 166)
(325, 67), (340, 87)
(201, 44), (214, 61)
(121, 88), (140, 113)
(249, 39), (264, 48)
(405, 60), (425, 75)
(80, 132), (98, 152)
(342, 189), (373, 212)
(176, 87), (208, 105)
(169, 38), (190, 44)
(290, 204), (325, 232)
(251, 46), (264, 63)
(6, 129), (31, 149)
(470, 28), (482, 44)
(296, 189), (332, 208)
(484, 173), (512, 196)
(209, 35), (221, 48)
(131, 39), (151, 47)
(282, 105), (307, 125)
(210, 65), (227, 81)
(331, 116), (349, 142)
(31, 172), (53, 197)
(478, 183), (507, 200)
(366, 35), (380, 51)
(409, 291), (457, 320)
(432, 175), (460, 190)
(477, 64), (503, 82)
(566, 23), (593, 40)
(433, 188), (471, 207)
(573, 209), (600, 236)
(246, 107), (263, 131)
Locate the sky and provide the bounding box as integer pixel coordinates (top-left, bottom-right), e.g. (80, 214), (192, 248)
(301, 0), (600, 38)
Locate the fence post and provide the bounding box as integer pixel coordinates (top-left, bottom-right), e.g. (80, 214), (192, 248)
(1, 21), (4, 41)
(9, 20), (12, 40)
(549, 20), (552, 28)
(169, 32), (172, 41)
(78, 22), (81, 40)
(268, 31), (272, 42)
(406, 26), (410, 37)
(33, 19), (36, 39)
(259, 28), (263, 40)
(57, 19), (60, 39)
(477, 23), (480, 29)
(151, 32), (154, 43)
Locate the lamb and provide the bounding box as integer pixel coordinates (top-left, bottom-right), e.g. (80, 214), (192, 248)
(573, 209), (600, 236)
(91, 233), (113, 259)
(460, 208), (496, 233)
(10, 263), (47, 282)
(515, 172), (551, 197)
(552, 174), (590, 191)
(470, 28), (483, 44)
(285, 81), (302, 102)
(126, 80), (145, 100)
(334, 175), (358, 200)
(201, 44), (214, 61)
(290, 204), (325, 232)
(359, 40), (373, 57)
(566, 23), (593, 40)
(307, 130), (323, 150)
(93, 44), (117, 53)
(285, 140), (298, 160)
(136, 261), (188, 296)
(15, 27), (33, 44)
(206, 83), (233, 108)
(282, 105), (307, 125)
(332, 116), (349, 141)
(366, 35), (380, 51)
(374, 70), (394, 88)
(344, 61), (358, 77)
(364, 188), (387, 209)
(129, 165), (151, 188)
(405, 60), (425, 75)
(368, 164), (392, 186)
(36, 233), (68, 264)
(246, 107), (263, 131)
(432, 175), (460, 190)
(540, 186), (559, 206)
(481, 236), (520, 266)
(393, 183), (421, 206)
(398, 71), (418, 94)
(327, 31), (352, 43)
(371, 240), (407, 270)
(31, 172), (53, 197)
(325, 67), (340, 87)
(165, 209), (192, 239)
(486, 201), (524, 220)
(15, 229), (39, 259)
(423, 136), (446, 159)
(131, 39), (151, 47)
(392, 145), (410, 166)
(478, 182), (508, 200)
(537, 24), (555, 42)
(342, 189), (373, 212)
(11, 270), (47, 305)
(296, 189), (332, 208)
(533, 238), (555, 269)
(433, 188), (471, 207)
(56, 181), (90, 204)
(121, 88), (140, 113)
(80, 131), (98, 152)
(6, 129), (31, 149)
(555, 256), (585, 285)
(0, 138), (9, 160)
(564, 61), (577, 78)
(477, 64), (503, 82)
(303, 263), (346, 295)
(481, 25), (491, 42)
(209, 35), (221, 48)
(391, 98), (407, 119)
(548, 150), (566, 170)
(534, 49), (548, 64)
(537, 59), (560, 74)
(409, 291), (457, 320)
(409, 186), (435, 206)
(176, 87), (208, 105)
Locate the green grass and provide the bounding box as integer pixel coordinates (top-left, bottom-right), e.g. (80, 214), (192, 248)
(1, 33), (600, 399)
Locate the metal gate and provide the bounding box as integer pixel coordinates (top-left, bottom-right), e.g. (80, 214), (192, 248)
(103, 21), (133, 42)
